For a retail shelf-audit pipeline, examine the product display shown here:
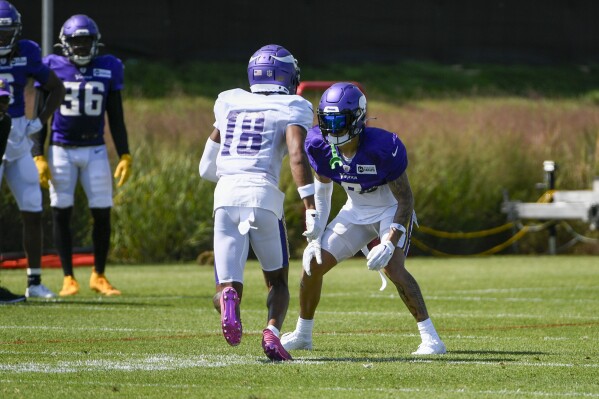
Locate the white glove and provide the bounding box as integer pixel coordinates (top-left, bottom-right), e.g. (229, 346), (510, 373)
(302, 209), (322, 241)
(25, 118), (43, 136)
(302, 239), (322, 276)
(366, 240), (395, 271)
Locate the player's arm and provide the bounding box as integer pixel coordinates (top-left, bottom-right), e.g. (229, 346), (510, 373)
(30, 88), (53, 188)
(199, 128), (221, 182)
(387, 172), (415, 246)
(106, 90), (130, 157)
(30, 88), (49, 157)
(0, 114), (11, 160)
(37, 70), (65, 125)
(286, 124), (315, 210)
(365, 171), (414, 271)
(106, 89), (133, 187)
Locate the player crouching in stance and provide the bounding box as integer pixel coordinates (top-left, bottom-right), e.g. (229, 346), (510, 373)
(281, 82), (446, 355)
(199, 44), (320, 361)
(31, 15), (132, 296)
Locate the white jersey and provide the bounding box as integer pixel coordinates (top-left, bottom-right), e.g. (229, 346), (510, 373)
(212, 89), (313, 219)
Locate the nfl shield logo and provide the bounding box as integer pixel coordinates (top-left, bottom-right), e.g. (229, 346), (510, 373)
(267, 70), (273, 77)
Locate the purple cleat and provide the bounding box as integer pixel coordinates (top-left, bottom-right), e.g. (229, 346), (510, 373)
(220, 287), (242, 346)
(262, 329), (293, 361)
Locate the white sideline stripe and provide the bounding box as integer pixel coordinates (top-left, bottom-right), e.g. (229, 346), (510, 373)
(0, 325), (196, 333)
(0, 354), (597, 374)
(451, 286), (599, 294)
(0, 354), (324, 373)
(327, 292), (599, 304)
(321, 386), (599, 397)
(0, 381), (597, 398)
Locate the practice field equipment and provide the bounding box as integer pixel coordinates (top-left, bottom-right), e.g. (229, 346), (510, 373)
(502, 160), (599, 254)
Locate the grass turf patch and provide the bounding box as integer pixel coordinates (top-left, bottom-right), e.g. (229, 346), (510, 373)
(1, 256), (597, 398)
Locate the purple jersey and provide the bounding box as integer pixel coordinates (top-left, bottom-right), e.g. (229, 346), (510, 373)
(41, 54), (124, 146)
(0, 40), (51, 118)
(305, 126), (407, 193)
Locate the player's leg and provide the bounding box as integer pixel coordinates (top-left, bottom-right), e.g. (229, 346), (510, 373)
(80, 146), (119, 296)
(250, 208), (293, 360)
(381, 214), (446, 355)
(4, 155), (55, 298)
(213, 206), (248, 346)
(282, 217), (375, 350)
(48, 145), (80, 296)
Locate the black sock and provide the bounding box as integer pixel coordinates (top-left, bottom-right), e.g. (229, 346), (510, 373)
(91, 207), (111, 275)
(52, 207), (74, 276)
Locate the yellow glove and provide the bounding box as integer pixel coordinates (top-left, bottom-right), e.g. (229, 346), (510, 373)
(114, 154), (132, 187)
(33, 155), (52, 189)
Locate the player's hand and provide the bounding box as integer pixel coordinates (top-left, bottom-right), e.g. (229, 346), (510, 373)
(302, 239), (322, 276)
(302, 209), (322, 241)
(366, 240), (395, 271)
(25, 118), (43, 136)
(33, 155), (52, 189)
(114, 154), (132, 187)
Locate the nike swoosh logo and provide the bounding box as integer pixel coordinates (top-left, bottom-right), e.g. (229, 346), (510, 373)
(392, 147), (398, 157)
(94, 149), (103, 154)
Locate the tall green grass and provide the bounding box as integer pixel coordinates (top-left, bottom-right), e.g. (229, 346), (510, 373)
(0, 256), (597, 398)
(2, 62), (598, 261)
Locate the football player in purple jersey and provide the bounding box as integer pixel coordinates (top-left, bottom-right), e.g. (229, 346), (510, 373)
(0, 77), (26, 304)
(0, 1), (65, 299)
(281, 82), (446, 355)
(199, 44), (321, 361)
(31, 14), (132, 297)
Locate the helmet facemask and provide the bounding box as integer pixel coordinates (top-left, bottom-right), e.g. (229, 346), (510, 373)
(63, 35), (97, 65)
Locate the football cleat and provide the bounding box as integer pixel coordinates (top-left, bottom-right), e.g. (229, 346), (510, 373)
(220, 287), (242, 346)
(25, 283), (57, 299)
(262, 329), (293, 361)
(0, 286), (26, 304)
(59, 275), (80, 296)
(90, 272), (121, 296)
(280, 330), (313, 351)
(412, 339), (447, 355)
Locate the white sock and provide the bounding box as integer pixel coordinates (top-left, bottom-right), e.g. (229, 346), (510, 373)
(266, 325), (280, 337)
(296, 317), (314, 336)
(417, 318), (440, 342)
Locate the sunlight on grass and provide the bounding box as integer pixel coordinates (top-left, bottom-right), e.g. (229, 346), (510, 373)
(1, 256), (597, 398)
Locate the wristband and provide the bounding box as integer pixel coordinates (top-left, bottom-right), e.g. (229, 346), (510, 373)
(390, 223), (406, 235)
(297, 183), (315, 199)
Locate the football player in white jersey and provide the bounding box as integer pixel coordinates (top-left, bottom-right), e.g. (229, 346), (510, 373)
(0, 1), (65, 299)
(281, 83), (446, 355)
(199, 44), (321, 361)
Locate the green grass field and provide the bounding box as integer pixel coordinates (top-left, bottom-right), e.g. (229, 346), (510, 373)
(1, 256), (597, 398)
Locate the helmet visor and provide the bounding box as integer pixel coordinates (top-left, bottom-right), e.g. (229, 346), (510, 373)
(318, 113), (350, 135)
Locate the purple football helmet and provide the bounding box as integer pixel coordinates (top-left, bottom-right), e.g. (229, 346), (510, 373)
(59, 14), (102, 66)
(317, 82), (367, 146)
(0, 1), (21, 56)
(247, 44), (300, 95)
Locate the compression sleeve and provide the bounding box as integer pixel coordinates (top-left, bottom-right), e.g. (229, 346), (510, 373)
(106, 90), (130, 156)
(199, 138), (220, 183)
(30, 88), (49, 157)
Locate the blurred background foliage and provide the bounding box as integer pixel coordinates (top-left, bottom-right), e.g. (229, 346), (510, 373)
(1, 61), (598, 262)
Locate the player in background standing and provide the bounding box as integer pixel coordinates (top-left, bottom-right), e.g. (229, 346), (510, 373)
(0, 0), (65, 299)
(31, 14), (132, 297)
(281, 82), (446, 355)
(0, 77), (26, 304)
(199, 44), (322, 361)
